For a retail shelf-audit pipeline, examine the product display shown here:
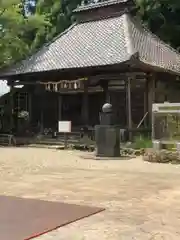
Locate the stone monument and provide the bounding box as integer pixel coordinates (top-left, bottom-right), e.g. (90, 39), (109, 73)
(95, 103), (120, 157)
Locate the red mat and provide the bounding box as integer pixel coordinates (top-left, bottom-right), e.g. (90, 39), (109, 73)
(0, 195), (104, 240)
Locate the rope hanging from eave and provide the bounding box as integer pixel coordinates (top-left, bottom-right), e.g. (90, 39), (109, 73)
(38, 78), (87, 92)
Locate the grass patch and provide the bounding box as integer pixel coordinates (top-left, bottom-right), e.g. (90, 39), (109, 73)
(131, 135), (152, 149)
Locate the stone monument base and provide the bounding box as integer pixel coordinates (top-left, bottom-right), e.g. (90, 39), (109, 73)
(95, 125), (120, 157)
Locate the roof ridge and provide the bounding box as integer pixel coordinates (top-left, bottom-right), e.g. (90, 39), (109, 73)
(74, 0), (132, 12)
(123, 13), (136, 56)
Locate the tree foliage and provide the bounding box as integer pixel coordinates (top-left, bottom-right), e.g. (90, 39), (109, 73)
(0, 0), (48, 67)
(32, 0), (81, 49)
(136, 0), (180, 49)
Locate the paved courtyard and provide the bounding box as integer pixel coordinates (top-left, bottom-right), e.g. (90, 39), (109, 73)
(1, 147), (180, 239)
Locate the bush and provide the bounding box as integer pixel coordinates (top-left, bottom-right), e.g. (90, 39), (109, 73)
(131, 135), (152, 149)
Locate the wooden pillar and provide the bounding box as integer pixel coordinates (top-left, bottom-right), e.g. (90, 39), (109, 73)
(126, 77), (132, 140)
(105, 83), (110, 103)
(81, 81), (89, 125)
(148, 74), (156, 124)
(147, 73), (156, 139)
(144, 78), (149, 127)
(58, 94), (62, 125)
(28, 93), (32, 124)
(9, 83), (14, 133)
(101, 80), (110, 103)
(40, 94), (44, 133)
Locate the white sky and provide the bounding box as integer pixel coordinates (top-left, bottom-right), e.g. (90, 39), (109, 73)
(0, 81), (10, 96)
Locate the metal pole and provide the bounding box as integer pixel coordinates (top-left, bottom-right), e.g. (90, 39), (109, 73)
(64, 132), (68, 149)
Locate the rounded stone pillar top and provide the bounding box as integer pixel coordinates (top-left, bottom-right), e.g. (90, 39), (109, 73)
(102, 103), (112, 113)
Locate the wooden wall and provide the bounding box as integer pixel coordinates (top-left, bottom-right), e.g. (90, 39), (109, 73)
(7, 72), (180, 135)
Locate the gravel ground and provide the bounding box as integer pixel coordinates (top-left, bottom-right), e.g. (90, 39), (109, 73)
(1, 147), (180, 240)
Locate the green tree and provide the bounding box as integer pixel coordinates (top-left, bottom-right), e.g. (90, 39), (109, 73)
(136, 0), (180, 50)
(33, 0), (81, 49)
(0, 0), (48, 67)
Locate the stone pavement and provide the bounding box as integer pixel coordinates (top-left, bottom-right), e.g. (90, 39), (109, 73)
(0, 147), (180, 239)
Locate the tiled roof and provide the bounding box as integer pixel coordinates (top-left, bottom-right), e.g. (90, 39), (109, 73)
(1, 13), (180, 77)
(127, 16), (180, 74)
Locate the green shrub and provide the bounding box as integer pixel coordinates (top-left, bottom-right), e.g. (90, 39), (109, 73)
(131, 135), (152, 149)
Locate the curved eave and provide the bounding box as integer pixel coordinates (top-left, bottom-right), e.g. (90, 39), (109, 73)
(1, 57), (180, 83)
(136, 60), (180, 76)
(0, 61), (132, 82)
